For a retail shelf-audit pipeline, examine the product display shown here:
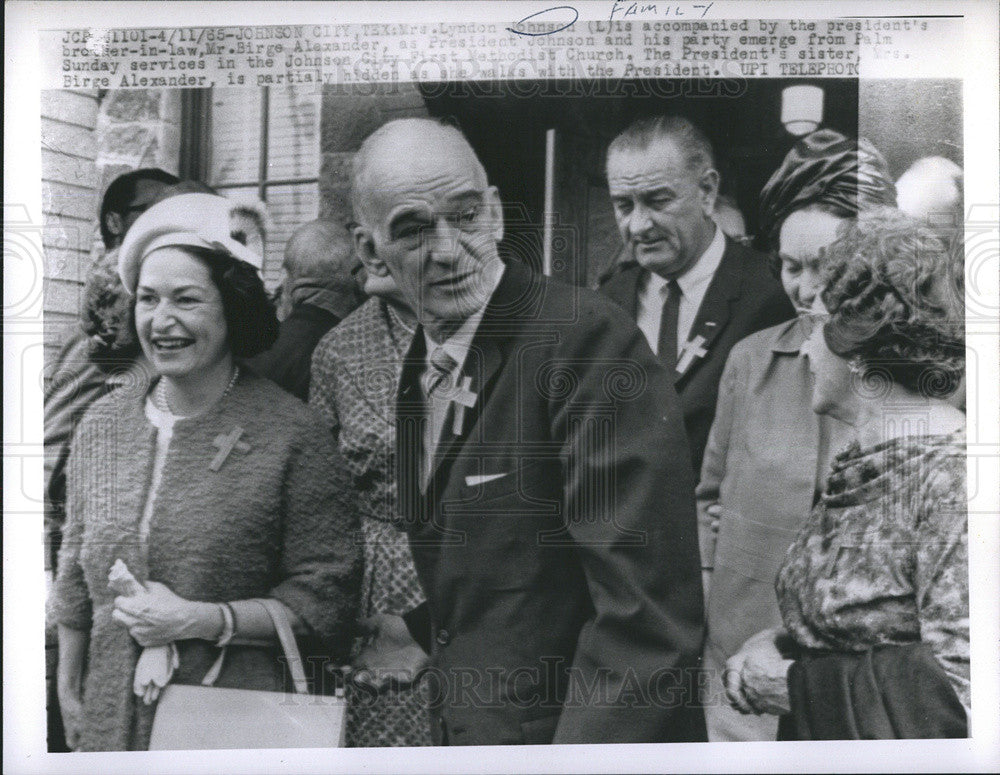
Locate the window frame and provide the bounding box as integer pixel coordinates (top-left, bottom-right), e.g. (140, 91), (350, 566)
(180, 86), (319, 202)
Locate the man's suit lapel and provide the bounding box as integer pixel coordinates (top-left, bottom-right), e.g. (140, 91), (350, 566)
(425, 264), (527, 491)
(600, 263), (642, 321)
(425, 338), (501, 501)
(398, 262), (534, 536)
(675, 237), (742, 389)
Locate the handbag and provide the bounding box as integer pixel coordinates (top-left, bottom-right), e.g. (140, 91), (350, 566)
(148, 598), (347, 750)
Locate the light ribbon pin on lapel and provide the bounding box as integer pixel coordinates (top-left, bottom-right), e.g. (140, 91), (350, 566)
(450, 376), (477, 435)
(210, 426), (250, 471)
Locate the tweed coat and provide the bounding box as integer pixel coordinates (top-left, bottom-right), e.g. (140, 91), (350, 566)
(44, 334), (154, 571)
(310, 298), (433, 747)
(396, 260), (706, 745)
(600, 236), (795, 475)
(52, 370), (362, 751)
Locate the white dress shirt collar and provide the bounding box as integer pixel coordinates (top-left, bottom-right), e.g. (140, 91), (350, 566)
(423, 262), (506, 377)
(637, 225), (726, 356)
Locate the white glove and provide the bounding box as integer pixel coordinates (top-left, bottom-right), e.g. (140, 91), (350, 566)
(133, 641), (180, 704)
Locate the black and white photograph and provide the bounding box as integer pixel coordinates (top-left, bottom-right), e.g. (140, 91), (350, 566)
(4, 2), (999, 773)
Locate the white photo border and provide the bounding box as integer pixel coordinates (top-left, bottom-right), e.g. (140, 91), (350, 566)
(5, 2), (998, 773)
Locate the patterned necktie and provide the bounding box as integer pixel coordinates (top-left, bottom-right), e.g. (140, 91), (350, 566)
(420, 345), (458, 489)
(657, 279), (682, 370)
(422, 346), (458, 399)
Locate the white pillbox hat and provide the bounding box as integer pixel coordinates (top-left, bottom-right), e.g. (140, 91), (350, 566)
(118, 193), (264, 294)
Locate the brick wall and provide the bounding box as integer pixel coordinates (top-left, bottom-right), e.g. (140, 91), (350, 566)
(40, 89), (181, 367)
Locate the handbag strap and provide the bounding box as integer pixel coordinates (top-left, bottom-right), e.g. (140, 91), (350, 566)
(257, 598), (310, 695)
(202, 646), (226, 686)
(198, 599), (310, 694)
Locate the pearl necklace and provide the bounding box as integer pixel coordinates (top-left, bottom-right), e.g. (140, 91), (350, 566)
(154, 365), (240, 416)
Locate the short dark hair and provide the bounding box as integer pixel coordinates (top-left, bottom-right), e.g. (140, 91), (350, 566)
(821, 207), (964, 398)
(153, 179), (217, 202)
(129, 247), (279, 359)
(99, 168), (180, 248)
(606, 115), (715, 174)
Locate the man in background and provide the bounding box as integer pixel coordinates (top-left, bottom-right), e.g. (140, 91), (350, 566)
(600, 116), (794, 475)
(249, 219), (365, 401)
(97, 167), (180, 251)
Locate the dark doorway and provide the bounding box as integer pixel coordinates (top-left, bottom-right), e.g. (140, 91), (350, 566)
(421, 78), (964, 286)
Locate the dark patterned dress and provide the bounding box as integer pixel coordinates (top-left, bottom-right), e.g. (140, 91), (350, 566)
(776, 430), (970, 709)
(310, 298), (432, 747)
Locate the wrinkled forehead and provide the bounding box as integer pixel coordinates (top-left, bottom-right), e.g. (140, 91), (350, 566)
(368, 165), (484, 221)
(359, 131), (488, 224)
(606, 138), (696, 194)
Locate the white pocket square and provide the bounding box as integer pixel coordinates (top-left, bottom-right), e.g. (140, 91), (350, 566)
(465, 472), (509, 487)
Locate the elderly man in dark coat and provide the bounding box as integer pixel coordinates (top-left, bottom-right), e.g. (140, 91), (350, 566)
(346, 117), (706, 746)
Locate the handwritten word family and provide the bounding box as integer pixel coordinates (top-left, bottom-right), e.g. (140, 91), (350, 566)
(49, 17), (936, 90)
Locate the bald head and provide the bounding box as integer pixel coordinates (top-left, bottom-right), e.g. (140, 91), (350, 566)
(895, 156), (963, 222)
(284, 219), (356, 280)
(349, 117), (504, 342)
(351, 118), (488, 227)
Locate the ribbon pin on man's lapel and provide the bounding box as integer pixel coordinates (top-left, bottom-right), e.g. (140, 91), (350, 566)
(450, 376), (478, 436)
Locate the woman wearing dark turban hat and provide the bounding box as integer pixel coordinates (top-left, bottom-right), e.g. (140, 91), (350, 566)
(758, 128), (897, 252)
(696, 129), (897, 741)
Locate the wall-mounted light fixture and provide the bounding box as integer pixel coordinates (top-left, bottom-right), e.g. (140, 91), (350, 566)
(781, 85), (824, 136)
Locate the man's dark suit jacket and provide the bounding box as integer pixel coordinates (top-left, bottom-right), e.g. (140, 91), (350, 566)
(600, 237), (795, 474)
(395, 260), (706, 745)
(248, 303), (342, 401)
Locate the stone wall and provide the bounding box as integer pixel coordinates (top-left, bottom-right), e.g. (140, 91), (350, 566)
(318, 82), (429, 226)
(95, 89), (182, 216)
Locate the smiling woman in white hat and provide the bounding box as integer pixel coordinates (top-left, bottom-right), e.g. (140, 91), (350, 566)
(52, 193), (361, 751)
(116, 193), (276, 415)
